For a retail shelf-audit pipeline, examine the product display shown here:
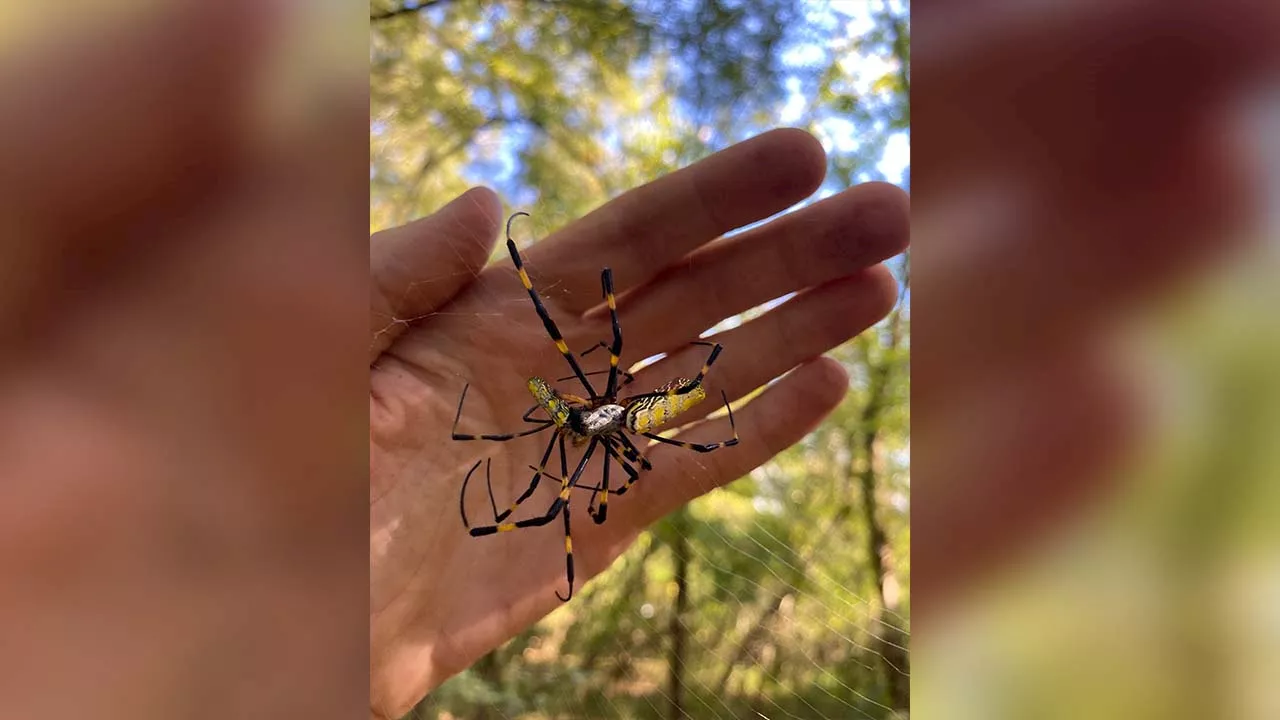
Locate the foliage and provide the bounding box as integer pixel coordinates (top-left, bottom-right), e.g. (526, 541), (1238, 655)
(371, 1), (911, 717)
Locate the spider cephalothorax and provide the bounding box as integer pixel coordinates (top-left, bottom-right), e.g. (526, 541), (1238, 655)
(451, 212), (738, 602)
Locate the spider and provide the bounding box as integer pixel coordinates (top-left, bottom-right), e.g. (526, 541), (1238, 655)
(451, 211), (739, 601)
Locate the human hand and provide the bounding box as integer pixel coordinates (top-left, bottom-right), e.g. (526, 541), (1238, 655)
(368, 129), (910, 717)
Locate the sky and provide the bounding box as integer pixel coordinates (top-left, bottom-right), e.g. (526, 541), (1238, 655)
(375, 1), (910, 211)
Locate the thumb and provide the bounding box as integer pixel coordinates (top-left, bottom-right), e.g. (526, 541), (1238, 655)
(370, 187), (502, 362)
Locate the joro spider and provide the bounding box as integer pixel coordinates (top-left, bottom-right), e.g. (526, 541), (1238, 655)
(451, 212), (739, 602)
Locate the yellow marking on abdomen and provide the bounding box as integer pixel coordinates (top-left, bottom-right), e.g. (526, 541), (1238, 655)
(628, 381), (706, 433)
(528, 377), (572, 427)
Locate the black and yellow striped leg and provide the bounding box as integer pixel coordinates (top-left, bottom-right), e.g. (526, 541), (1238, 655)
(614, 432), (653, 471)
(640, 390), (740, 453)
(493, 432), (567, 523)
(555, 498), (575, 601)
(608, 440), (643, 495)
(678, 341), (723, 395)
(555, 438), (599, 601)
(460, 457), (542, 531)
(572, 441), (636, 498)
(467, 438), (599, 603)
(504, 212), (598, 399)
(599, 267), (624, 399)
(452, 383), (555, 441)
(588, 442), (611, 524)
(468, 440), (587, 537)
(575, 441), (639, 521)
(596, 439), (641, 504)
(468, 494), (564, 535)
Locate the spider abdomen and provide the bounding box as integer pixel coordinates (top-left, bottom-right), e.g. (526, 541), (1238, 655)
(626, 378), (706, 433)
(528, 377), (573, 428)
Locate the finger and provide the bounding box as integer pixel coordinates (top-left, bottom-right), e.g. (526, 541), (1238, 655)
(621, 267), (898, 428)
(370, 187), (502, 362)
(613, 356), (849, 530)
(596, 182), (908, 353)
(522, 128), (827, 312)
(0, 0), (267, 326)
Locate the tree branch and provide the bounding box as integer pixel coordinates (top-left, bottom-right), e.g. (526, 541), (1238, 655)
(371, 0), (453, 23)
(393, 115), (512, 224)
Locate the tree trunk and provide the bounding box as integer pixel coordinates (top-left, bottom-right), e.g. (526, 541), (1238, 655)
(666, 510), (690, 720)
(857, 422), (910, 710)
(855, 308), (909, 711)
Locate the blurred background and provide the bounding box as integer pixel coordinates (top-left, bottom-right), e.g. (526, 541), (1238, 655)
(0, 2), (368, 719)
(371, 1), (911, 718)
(911, 2), (1280, 720)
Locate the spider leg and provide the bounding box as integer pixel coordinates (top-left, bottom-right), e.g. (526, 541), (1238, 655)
(599, 267), (624, 399)
(493, 432), (566, 523)
(574, 440), (641, 516)
(614, 432), (653, 470)
(588, 441), (611, 524)
(555, 498), (576, 601)
(676, 342), (723, 395)
(556, 366), (636, 387)
(520, 404), (548, 424)
(452, 383), (554, 441)
(459, 459), (483, 529)
(555, 438), (598, 601)
(565, 334), (638, 388)
(458, 458), (509, 530)
(640, 391), (740, 453)
(467, 442), (585, 536)
(590, 440), (642, 524)
(578, 341), (606, 357)
(483, 459), (499, 521)
(505, 212), (598, 400)
(467, 438), (600, 603)
(571, 482), (629, 496)
(606, 439), (643, 496)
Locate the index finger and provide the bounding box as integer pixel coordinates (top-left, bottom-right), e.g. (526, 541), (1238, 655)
(521, 128), (827, 313)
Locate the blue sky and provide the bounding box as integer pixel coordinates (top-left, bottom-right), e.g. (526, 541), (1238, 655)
(375, 1), (909, 210)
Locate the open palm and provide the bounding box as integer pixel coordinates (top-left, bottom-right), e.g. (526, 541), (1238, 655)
(368, 129), (909, 718)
